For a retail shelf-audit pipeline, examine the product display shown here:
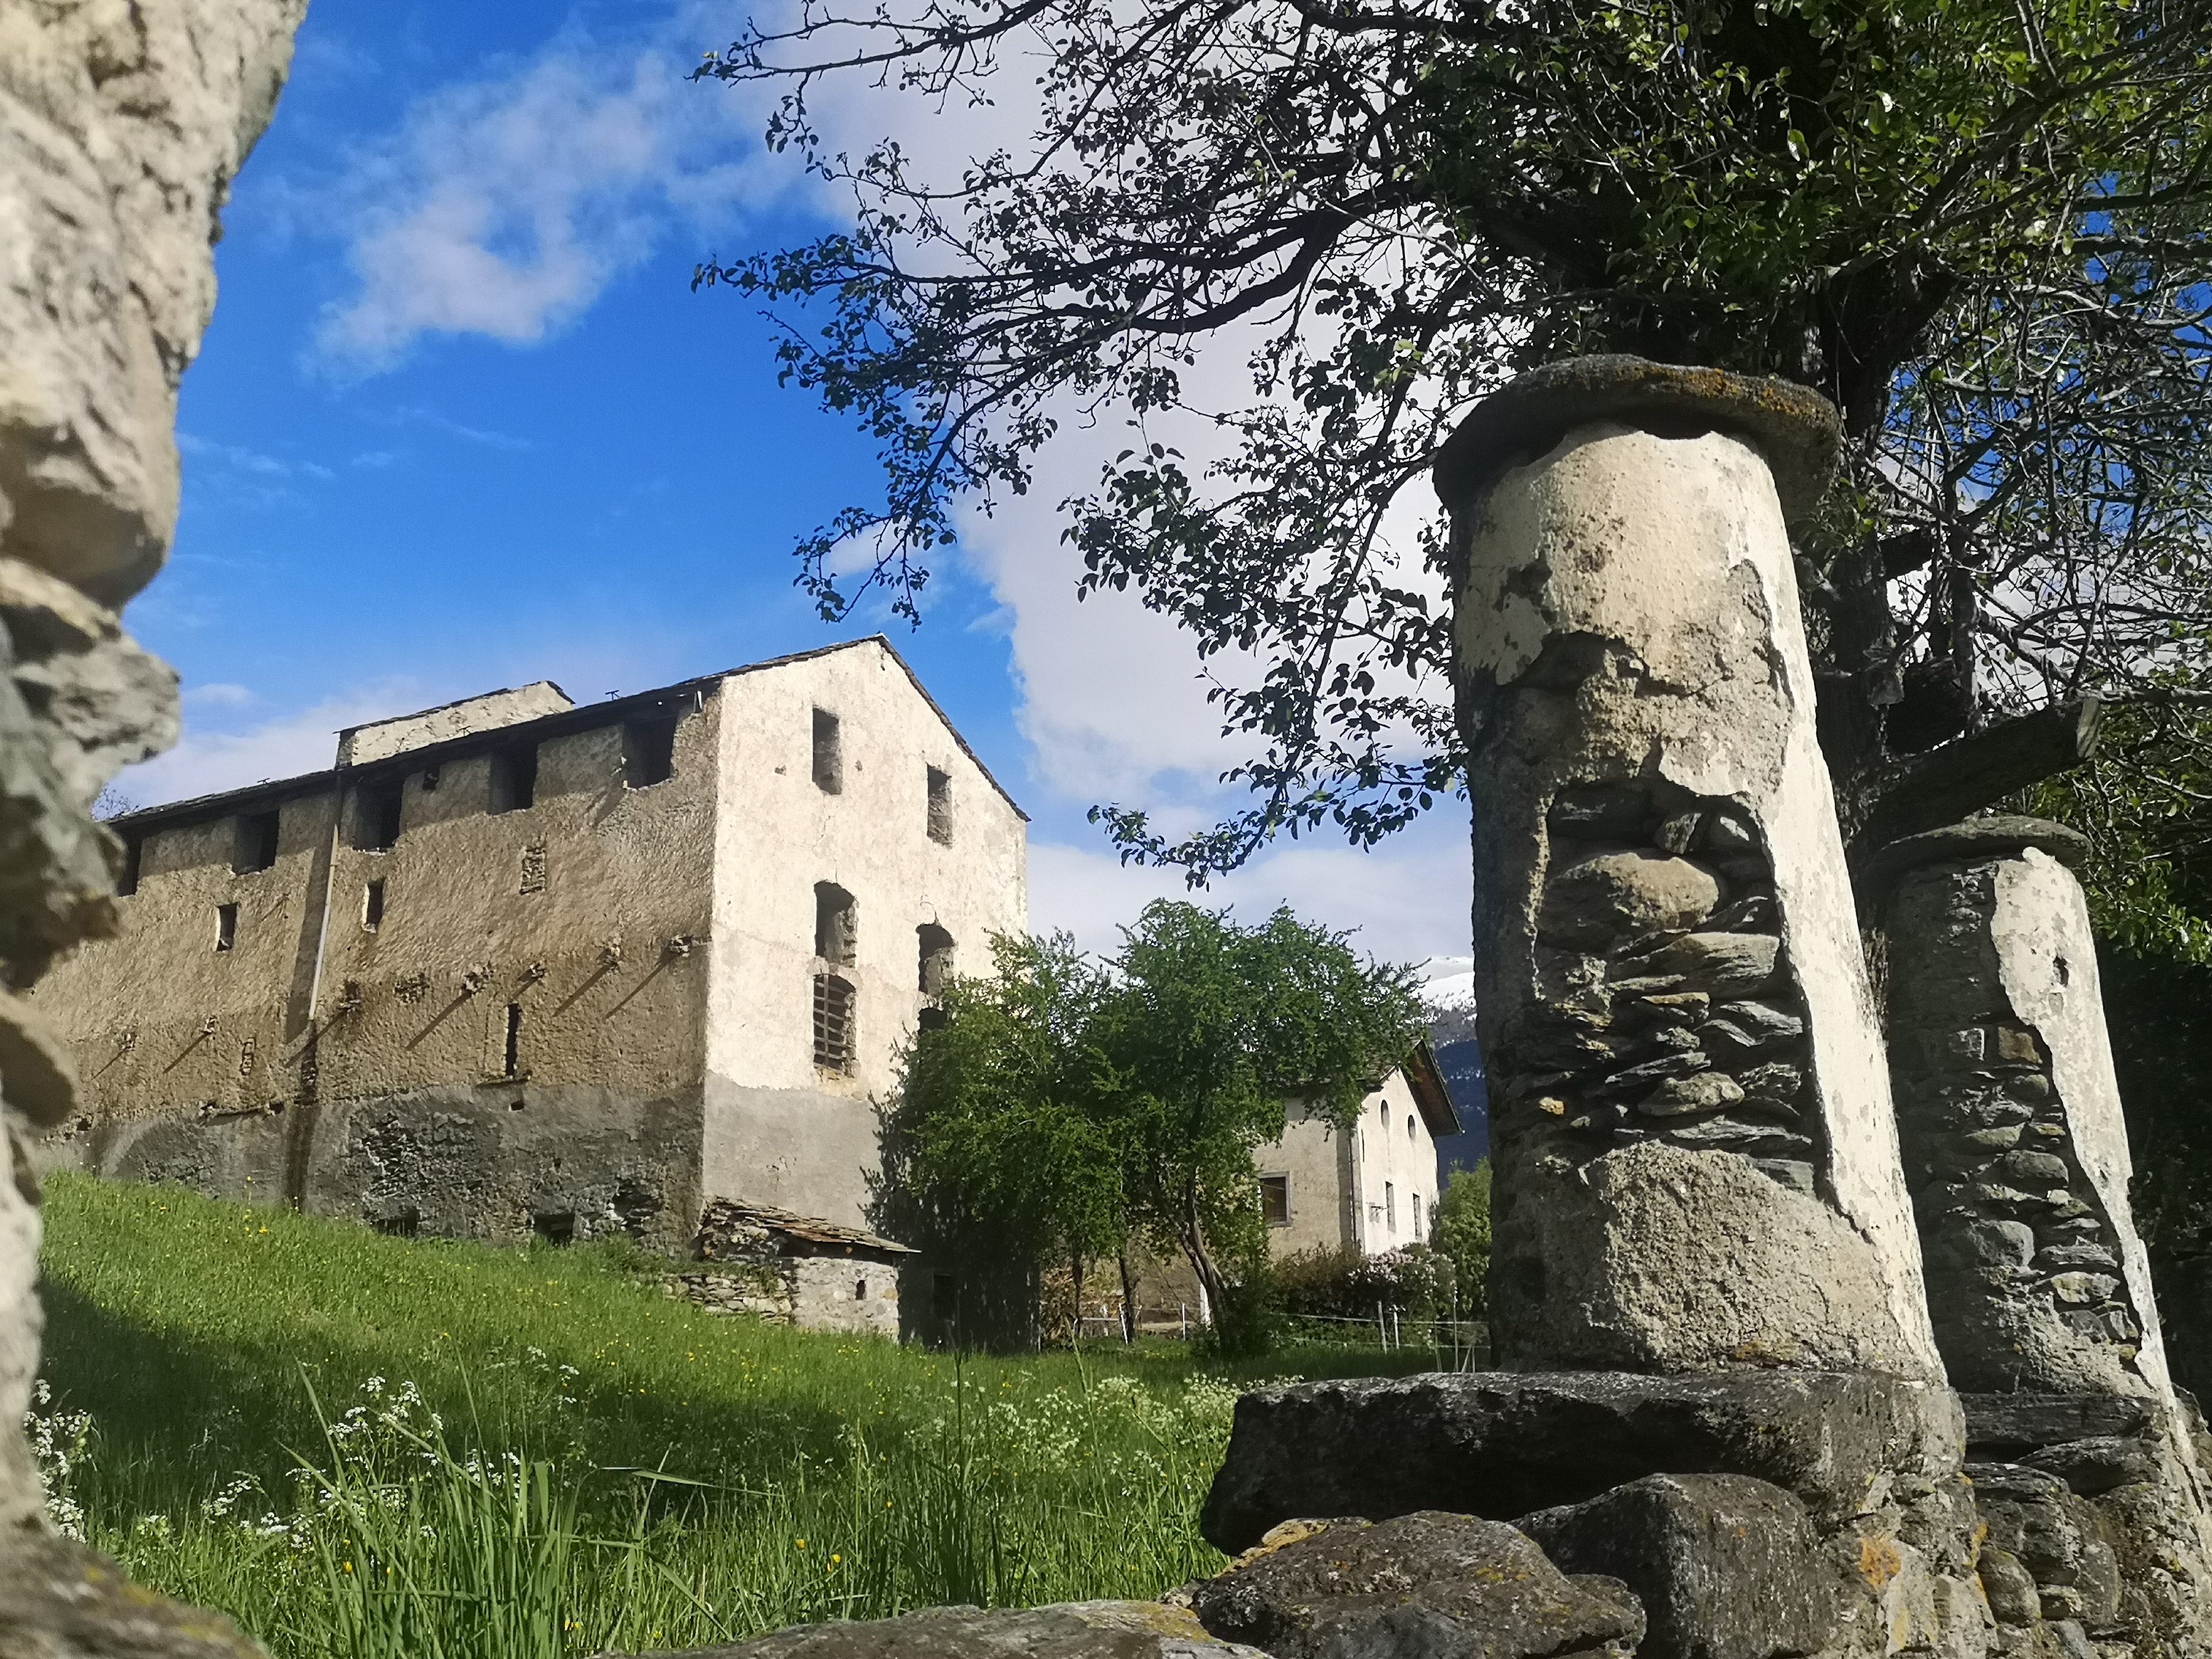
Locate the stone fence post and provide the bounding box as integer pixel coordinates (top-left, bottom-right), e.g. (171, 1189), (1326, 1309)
(1436, 357), (1942, 1379)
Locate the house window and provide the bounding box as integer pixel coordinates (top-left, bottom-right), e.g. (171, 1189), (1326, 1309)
(917, 922), (954, 997)
(1385, 1181), (1396, 1232)
(352, 783), (401, 851)
(214, 903), (238, 952)
(1259, 1175), (1290, 1227)
(926, 766), (953, 845)
(363, 879), (385, 931)
(814, 882), (857, 965)
(812, 708), (842, 793)
(503, 1003), (523, 1078)
(813, 973), (856, 1073)
(233, 809), (280, 873)
(623, 716), (677, 788)
(1412, 1191), (1424, 1236)
(116, 832), (142, 896)
(489, 744), (538, 813)
(854, 1276), (868, 1301)
(1407, 1113), (1417, 1142)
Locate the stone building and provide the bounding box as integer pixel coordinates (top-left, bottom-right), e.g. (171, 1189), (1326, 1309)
(1258, 1046), (1460, 1259)
(31, 637), (1028, 1259)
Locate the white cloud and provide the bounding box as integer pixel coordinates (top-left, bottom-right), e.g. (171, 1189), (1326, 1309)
(1027, 810), (1471, 968)
(310, 12), (776, 372)
(182, 683), (256, 711)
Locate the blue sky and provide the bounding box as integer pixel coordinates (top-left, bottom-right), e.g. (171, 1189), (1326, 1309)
(124, 0), (1473, 980)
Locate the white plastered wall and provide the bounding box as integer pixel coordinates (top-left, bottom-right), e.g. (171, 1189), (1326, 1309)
(702, 640), (1028, 1228)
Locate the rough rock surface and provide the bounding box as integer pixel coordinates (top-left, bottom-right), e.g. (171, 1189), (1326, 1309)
(1517, 1475), (1835, 1659)
(1187, 1512), (1644, 1659)
(628, 1601), (1267, 1658)
(1444, 362), (1940, 1378)
(0, 0), (306, 1649)
(0, 1530), (266, 1657)
(1199, 1369), (1962, 1553)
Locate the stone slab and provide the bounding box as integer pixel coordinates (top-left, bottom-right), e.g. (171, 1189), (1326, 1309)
(1958, 1393), (2156, 1454)
(1188, 1512), (1644, 1659)
(636, 1601), (1266, 1658)
(1199, 1370), (1963, 1553)
(0, 1530), (267, 1657)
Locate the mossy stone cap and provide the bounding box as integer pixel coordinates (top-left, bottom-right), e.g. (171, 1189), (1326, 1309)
(1433, 355), (1843, 526)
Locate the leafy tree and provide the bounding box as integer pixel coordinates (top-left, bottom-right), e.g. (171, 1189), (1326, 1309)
(881, 932), (1122, 1334)
(889, 903), (1424, 1350)
(1091, 902), (1426, 1345)
(1431, 1162), (1492, 1319)
(697, 0), (2212, 876)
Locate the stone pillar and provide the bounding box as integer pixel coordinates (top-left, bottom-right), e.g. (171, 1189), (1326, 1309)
(0, 2), (307, 1651)
(1438, 357), (1942, 1381)
(1877, 817), (2212, 1657)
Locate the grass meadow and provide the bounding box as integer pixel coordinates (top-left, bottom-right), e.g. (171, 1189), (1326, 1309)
(30, 1175), (1432, 1658)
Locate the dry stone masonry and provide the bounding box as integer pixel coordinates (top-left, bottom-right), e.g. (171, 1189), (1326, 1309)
(1446, 360), (1937, 1381)
(1877, 817), (2212, 1658)
(0, 2), (307, 1652)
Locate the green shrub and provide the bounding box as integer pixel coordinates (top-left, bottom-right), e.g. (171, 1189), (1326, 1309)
(1271, 1242), (1456, 1322)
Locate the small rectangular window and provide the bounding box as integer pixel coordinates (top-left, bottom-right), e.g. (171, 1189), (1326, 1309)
(926, 766), (953, 845)
(854, 1276), (868, 1301)
(532, 1212), (574, 1247)
(917, 923), (954, 997)
(116, 833), (142, 897)
(623, 716), (678, 788)
(489, 745), (537, 813)
(352, 783), (401, 851)
(812, 708), (842, 794)
(1385, 1181), (1396, 1232)
(503, 1003), (523, 1078)
(420, 765), (441, 793)
(1259, 1175), (1290, 1227)
(373, 1211), (420, 1238)
(214, 903), (238, 953)
(233, 809), (280, 873)
(813, 972), (856, 1073)
(362, 879), (385, 931)
(814, 882), (857, 966)
(1412, 1191), (1424, 1236)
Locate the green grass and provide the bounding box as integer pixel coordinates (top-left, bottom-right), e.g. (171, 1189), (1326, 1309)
(32, 1175), (1436, 1657)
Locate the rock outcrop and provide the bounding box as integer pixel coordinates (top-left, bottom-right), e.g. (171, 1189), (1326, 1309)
(0, 2), (307, 1652)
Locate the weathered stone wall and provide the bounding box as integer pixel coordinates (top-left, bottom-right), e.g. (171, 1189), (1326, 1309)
(1443, 363), (1939, 1379)
(0, 0), (307, 1647)
(669, 1258), (903, 1337)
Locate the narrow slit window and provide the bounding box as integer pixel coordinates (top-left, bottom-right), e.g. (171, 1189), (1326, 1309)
(352, 783), (401, 851)
(1384, 1181), (1396, 1232)
(854, 1276), (868, 1301)
(926, 766), (953, 845)
(1259, 1175), (1290, 1227)
(811, 708), (842, 794)
(116, 833), (142, 897)
(623, 716), (678, 788)
(233, 809), (280, 873)
(420, 765), (441, 793)
(917, 922), (954, 997)
(814, 882), (856, 965)
(214, 903), (238, 953)
(1412, 1191), (1423, 1237)
(363, 879), (386, 931)
(503, 1003), (523, 1078)
(813, 973), (856, 1073)
(489, 745), (538, 814)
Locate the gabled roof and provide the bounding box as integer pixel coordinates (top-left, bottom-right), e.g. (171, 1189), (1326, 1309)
(103, 635), (1024, 832)
(1403, 1041), (1463, 1139)
(697, 1199), (915, 1261)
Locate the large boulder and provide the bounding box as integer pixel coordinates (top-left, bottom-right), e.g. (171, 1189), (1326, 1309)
(0, 1531), (266, 1658)
(1187, 1512), (1644, 1659)
(1200, 1370), (1963, 1554)
(1518, 1475), (1834, 1659)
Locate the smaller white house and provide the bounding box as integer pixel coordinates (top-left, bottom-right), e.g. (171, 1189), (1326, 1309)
(1257, 1044), (1461, 1258)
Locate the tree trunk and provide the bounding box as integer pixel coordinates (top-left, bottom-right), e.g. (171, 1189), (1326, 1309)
(1118, 1252), (1139, 1345)
(1179, 1178), (1231, 1323)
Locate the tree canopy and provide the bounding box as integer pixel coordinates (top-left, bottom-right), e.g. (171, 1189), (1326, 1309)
(697, 0), (2212, 882)
(884, 902), (1426, 1346)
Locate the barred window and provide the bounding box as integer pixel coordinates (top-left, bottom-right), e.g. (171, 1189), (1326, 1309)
(813, 973), (856, 1073)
